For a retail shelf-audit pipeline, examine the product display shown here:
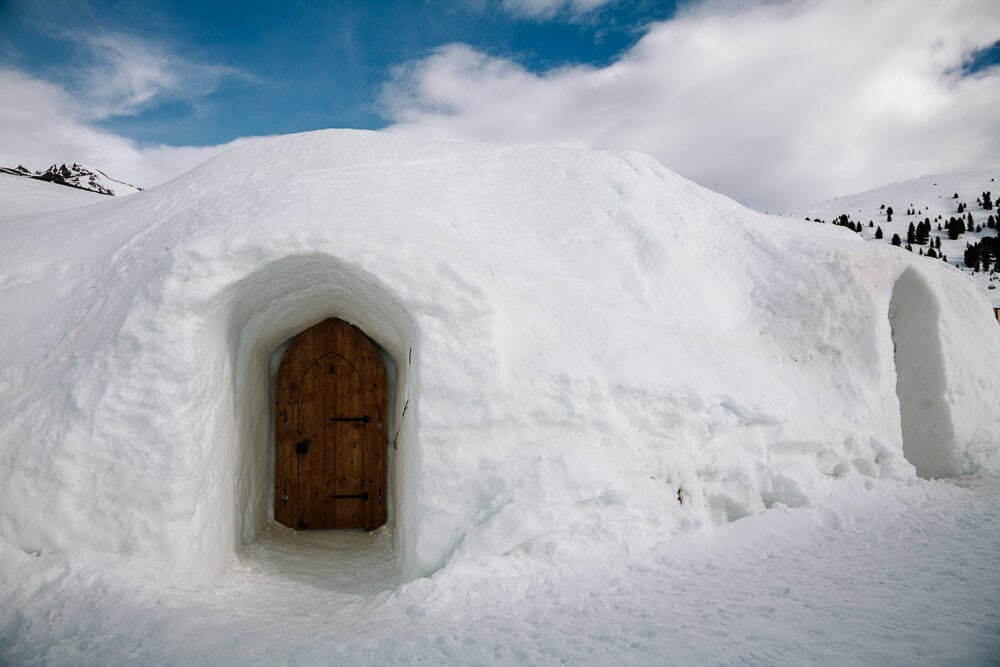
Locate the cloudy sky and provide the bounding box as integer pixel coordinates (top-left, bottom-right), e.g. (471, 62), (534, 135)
(1, 0), (998, 211)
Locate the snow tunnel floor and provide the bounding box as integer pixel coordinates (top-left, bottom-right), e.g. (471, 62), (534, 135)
(217, 525), (403, 607)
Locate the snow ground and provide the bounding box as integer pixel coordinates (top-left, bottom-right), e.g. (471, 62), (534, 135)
(2, 475), (998, 665)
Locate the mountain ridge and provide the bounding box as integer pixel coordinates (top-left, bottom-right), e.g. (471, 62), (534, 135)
(1, 162), (142, 196)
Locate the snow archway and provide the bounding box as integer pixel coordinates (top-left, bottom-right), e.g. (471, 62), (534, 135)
(888, 267), (956, 479)
(204, 253), (418, 571)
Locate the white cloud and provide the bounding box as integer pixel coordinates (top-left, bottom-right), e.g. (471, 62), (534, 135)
(64, 32), (247, 120)
(0, 68), (244, 188)
(381, 0), (1000, 211)
(501, 0), (616, 20)
(0, 31), (258, 188)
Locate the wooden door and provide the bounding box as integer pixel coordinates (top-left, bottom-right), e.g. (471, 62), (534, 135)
(275, 318), (387, 530)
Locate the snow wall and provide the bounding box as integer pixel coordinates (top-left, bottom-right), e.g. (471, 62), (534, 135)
(1, 130), (999, 580)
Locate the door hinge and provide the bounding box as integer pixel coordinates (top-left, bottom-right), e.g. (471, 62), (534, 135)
(329, 491), (370, 501)
(329, 415), (371, 424)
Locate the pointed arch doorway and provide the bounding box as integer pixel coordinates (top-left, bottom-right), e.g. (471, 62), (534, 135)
(274, 317), (388, 530)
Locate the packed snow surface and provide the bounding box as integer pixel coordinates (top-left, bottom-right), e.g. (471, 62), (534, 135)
(3, 478), (998, 665)
(1, 131), (999, 663)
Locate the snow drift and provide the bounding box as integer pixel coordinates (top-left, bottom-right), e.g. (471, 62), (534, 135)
(1, 130), (999, 581)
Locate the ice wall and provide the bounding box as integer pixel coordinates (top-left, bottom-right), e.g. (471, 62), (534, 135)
(1, 131), (998, 579)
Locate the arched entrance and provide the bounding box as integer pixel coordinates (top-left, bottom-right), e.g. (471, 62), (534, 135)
(274, 317), (388, 530)
(888, 268), (956, 479)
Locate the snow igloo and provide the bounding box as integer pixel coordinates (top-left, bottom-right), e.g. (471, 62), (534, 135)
(1, 130), (999, 580)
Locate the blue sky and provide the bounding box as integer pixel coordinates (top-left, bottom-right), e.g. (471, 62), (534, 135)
(1, 0), (999, 210)
(1, 0), (676, 146)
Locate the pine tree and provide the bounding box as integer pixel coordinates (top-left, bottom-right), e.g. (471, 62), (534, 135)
(916, 220), (930, 245)
(891, 233), (902, 246)
(965, 242), (979, 268)
(948, 217), (964, 240)
(907, 222), (916, 245)
(875, 226), (883, 240)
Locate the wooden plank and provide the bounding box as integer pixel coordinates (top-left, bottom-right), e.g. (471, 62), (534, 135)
(274, 339), (300, 527)
(369, 348), (388, 529)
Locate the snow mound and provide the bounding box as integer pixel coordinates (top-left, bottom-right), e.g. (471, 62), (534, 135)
(1, 130), (999, 581)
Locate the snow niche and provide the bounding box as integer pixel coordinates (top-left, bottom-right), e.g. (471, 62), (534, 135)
(888, 264), (1000, 478)
(201, 254), (417, 575)
(888, 267), (955, 478)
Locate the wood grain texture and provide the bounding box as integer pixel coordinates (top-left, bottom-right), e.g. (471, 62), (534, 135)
(274, 318), (387, 530)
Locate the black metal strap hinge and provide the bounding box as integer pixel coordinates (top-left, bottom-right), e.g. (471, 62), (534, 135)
(329, 492), (370, 501)
(329, 415), (371, 424)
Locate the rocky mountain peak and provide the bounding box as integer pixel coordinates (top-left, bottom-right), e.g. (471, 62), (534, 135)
(1, 162), (142, 196)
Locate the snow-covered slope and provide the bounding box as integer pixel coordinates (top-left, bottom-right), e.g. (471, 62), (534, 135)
(1, 162), (142, 196)
(0, 172), (108, 215)
(1, 130), (999, 582)
(789, 169), (1000, 306)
